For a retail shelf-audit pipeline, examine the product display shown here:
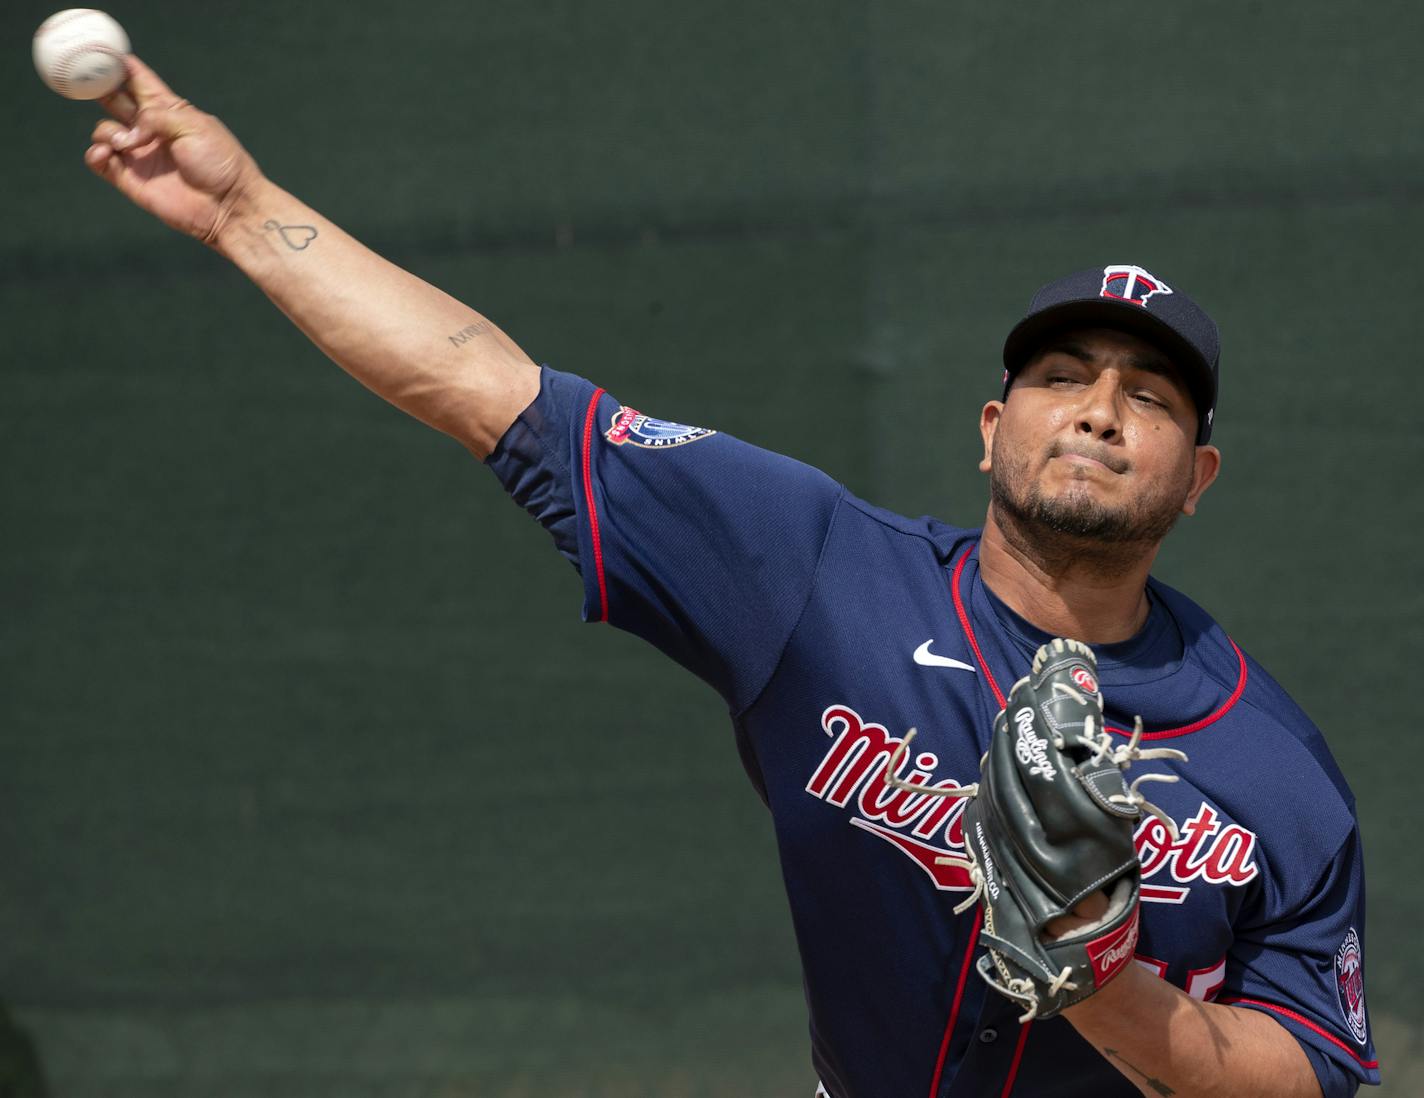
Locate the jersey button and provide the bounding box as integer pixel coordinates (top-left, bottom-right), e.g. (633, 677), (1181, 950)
(978, 1028), (998, 1044)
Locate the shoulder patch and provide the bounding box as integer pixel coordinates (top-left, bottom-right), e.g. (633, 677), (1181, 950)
(605, 406), (716, 449)
(1335, 927), (1368, 1044)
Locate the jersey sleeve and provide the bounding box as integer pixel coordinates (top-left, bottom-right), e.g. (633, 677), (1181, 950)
(485, 366), (842, 711)
(1220, 825), (1380, 1096)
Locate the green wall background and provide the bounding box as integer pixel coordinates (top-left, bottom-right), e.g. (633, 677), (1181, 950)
(3, 2), (1420, 1094)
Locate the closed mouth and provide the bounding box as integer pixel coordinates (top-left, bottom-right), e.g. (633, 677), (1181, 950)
(1049, 447), (1128, 475)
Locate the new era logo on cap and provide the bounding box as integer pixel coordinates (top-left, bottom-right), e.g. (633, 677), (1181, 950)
(1101, 265), (1173, 307)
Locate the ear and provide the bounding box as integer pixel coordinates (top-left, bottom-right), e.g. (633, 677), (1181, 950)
(978, 401), (1004, 474)
(1181, 445), (1221, 516)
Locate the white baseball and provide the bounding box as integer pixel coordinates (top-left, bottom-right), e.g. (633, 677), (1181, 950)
(33, 9), (131, 101)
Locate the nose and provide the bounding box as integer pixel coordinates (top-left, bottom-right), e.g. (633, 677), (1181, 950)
(1074, 373), (1122, 441)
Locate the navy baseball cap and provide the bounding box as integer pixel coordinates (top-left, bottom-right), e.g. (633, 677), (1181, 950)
(1001, 264), (1220, 444)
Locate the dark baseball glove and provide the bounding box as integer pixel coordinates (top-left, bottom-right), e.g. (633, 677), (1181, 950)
(890, 638), (1187, 1021)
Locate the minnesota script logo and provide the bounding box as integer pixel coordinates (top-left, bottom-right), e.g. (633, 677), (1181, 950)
(805, 705), (976, 890)
(805, 704), (1260, 900)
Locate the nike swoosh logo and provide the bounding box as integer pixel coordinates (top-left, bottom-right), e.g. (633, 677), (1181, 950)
(912, 640), (976, 673)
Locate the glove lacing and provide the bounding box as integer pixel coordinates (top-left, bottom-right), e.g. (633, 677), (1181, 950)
(885, 730), (985, 915)
(985, 970), (1076, 1024)
(1083, 709), (1188, 842)
(1040, 678), (1189, 841)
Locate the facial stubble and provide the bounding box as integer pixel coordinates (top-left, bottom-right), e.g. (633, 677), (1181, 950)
(989, 435), (1194, 553)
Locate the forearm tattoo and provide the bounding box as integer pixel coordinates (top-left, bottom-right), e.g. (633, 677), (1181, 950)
(1103, 1048), (1175, 1097)
(262, 220), (318, 251)
(448, 321), (490, 347)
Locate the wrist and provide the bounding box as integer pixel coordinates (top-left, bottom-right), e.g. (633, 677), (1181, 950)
(1063, 955), (1154, 1024)
(209, 174), (284, 258)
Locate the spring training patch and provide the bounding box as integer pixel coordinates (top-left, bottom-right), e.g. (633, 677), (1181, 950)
(605, 406), (716, 449)
(1335, 927), (1368, 1044)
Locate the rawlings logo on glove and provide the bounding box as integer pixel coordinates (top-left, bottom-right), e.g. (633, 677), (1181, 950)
(888, 638), (1187, 1021)
(1013, 708), (1057, 780)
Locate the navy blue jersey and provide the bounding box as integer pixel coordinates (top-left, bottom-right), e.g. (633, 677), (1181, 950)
(487, 367), (1380, 1098)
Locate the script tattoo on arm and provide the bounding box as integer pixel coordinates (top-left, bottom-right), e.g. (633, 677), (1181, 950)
(261, 220), (319, 251)
(1102, 1048), (1176, 1097)
(448, 320), (490, 347)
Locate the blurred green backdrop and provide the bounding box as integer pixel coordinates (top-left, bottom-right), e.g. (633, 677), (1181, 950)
(3, 2), (1420, 1094)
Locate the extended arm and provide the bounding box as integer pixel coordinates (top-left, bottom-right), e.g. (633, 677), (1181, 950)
(84, 56), (539, 458)
(1063, 965), (1323, 1098)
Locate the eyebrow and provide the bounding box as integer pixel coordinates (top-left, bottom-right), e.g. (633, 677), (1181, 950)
(1041, 339), (1182, 386)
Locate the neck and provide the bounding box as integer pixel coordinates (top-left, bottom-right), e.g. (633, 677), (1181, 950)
(978, 504), (1161, 644)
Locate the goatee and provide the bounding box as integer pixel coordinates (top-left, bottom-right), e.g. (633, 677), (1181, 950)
(988, 440), (1191, 565)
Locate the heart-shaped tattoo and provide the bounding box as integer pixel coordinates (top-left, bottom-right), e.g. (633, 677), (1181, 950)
(262, 220), (319, 251)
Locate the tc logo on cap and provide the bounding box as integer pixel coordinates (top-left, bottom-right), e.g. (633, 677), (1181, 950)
(1101, 264), (1173, 307)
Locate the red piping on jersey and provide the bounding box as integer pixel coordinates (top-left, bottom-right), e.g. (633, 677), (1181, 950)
(950, 550), (1006, 710)
(1219, 997), (1378, 1070)
(581, 388), (609, 622)
(950, 546), (1247, 739)
(926, 906), (983, 1098)
(1110, 640), (1247, 741)
(999, 1022), (1032, 1097)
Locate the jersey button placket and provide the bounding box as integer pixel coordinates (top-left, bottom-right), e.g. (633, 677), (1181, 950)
(938, 998), (1020, 1098)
